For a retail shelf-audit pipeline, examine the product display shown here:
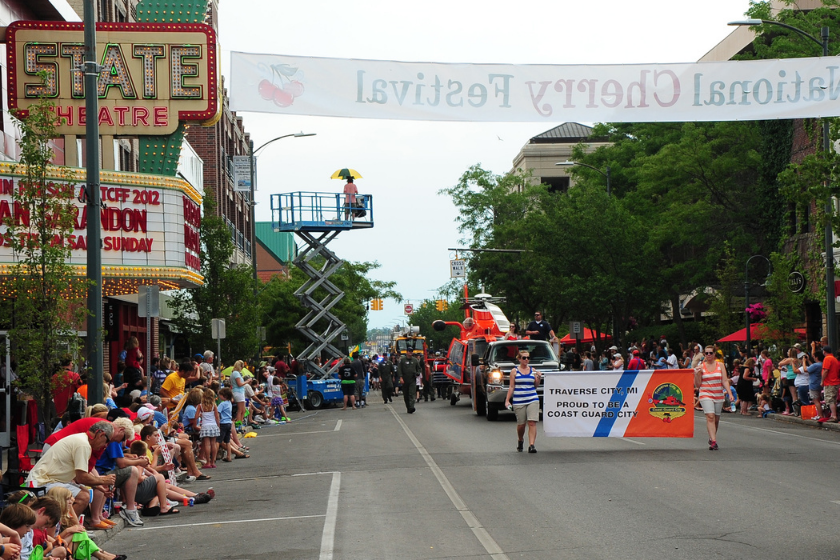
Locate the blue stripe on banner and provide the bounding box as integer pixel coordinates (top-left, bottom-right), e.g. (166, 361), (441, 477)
(593, 371), (638, 437)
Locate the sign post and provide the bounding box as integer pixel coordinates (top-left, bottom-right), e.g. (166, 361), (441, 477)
(211, 318), (226, 372)
(138, 285), (160, 391)
(450, 259), (466, 278)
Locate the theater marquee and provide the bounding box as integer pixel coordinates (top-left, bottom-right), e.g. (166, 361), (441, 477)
(0, 162), (203, 296)
(7, 21), (219, 135)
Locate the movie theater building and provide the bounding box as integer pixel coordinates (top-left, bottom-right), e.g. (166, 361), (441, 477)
(0, 10), (223, 376)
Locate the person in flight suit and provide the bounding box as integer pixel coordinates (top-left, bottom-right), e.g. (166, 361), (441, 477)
(379, 355), (395, 404)
(398, 350), (422, 413)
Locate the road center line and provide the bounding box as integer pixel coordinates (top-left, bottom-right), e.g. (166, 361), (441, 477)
(319, 472), (341, 560)
(388, 405), (509, 560)
(128, 514), (325, 531)
(334, 419), (342, 431)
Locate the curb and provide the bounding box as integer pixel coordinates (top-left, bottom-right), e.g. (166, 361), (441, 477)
(734, 408), (840, 432)
(88, 516), (125, 547)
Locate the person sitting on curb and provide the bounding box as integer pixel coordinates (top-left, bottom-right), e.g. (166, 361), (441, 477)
(24, 422), (116, 528)
(92, 418), (148, 527)
(40, 488), (125, 560)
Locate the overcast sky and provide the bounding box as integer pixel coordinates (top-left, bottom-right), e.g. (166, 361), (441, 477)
(218, 0), (754, 330)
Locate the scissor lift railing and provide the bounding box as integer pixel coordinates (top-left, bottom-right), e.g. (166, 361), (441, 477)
(270, 192), (373, 232)
(270, 192), (374, 378)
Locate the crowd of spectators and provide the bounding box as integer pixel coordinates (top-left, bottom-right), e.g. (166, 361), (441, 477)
(3, 348), (304, 559)
(554, 334), (837, 421)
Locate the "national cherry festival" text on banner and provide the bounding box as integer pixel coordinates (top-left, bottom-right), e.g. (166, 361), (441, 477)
(230, 52), (840, 122)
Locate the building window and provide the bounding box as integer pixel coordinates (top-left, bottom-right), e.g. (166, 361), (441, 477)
(542, 176), (570, 194)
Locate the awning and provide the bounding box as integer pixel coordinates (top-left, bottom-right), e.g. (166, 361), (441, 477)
(559, 328), (612, 345)
(717, 324), (806, 343)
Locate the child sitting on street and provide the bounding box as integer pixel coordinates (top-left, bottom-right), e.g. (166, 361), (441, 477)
(759, 394), (774, 417)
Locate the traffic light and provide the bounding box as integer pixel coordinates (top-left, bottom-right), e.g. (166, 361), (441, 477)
(370, 298), (383, 311)
(436, 299), (448, 311)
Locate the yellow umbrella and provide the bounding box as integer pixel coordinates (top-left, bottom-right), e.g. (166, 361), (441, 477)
(331, 168), (363, 180)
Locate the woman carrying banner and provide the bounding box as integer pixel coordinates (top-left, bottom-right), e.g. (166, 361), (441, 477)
(504, 350), (541, 453)
(695, 345), (731, 450)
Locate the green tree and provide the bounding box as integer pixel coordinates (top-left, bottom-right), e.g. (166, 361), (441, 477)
(169, 196), (260, 364)
(403, 298), (464, 352)
(763, 252), (807, 349)
(259, 260), (400, 358)
(701, 243), (742, 343)
(4, 90), (88, 427)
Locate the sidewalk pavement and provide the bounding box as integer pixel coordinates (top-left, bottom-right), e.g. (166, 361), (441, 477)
(744, 408), (840, 432)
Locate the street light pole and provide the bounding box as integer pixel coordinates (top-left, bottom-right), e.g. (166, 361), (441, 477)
(744, 255), (771, 354)
(83, 0), (104, 405)
(556, 161), (611, 195)
(729, 19), (836, 350)
(247, 132), (315, 360)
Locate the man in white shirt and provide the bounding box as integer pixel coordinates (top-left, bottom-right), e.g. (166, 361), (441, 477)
(667, 348), (680, 369)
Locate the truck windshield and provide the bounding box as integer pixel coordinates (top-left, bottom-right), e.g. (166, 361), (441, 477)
(489, 342), (557, 364)
(397, 339), (424, 353)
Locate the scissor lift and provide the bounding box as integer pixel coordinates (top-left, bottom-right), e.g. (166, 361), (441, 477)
(270, 192), (374, 379)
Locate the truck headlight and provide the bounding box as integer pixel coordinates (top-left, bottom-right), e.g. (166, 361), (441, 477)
(489, 369), (503, 383)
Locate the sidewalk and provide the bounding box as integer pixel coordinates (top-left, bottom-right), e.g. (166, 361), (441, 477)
(747, 408), (840, 432)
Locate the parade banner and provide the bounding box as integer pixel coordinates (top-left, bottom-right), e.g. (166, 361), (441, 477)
(231, 52), (840, 123)
(543, 370), (694, 438)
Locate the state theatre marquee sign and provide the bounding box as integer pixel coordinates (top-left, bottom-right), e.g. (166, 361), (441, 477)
(7, 21), (219, 135)
(0, 162), (203, 295)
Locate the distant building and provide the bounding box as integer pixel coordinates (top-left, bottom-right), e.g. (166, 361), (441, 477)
(255, 223), (297, 282)
(510, 122), (609, 193)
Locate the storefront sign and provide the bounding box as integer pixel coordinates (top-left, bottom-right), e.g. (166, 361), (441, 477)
(232, 52), (840, 122)
(543, 370), (694, 438)
(8, 21), (219, 135)
(0, 163), (202, 293)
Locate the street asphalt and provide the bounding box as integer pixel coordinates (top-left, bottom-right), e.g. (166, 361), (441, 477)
(101, 393), (840, 559)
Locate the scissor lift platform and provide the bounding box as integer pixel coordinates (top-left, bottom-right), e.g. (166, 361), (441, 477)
(270, 192), (373, 232)
(269, 191), (374, 381)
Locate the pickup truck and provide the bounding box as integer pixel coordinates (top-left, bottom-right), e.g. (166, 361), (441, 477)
(472, 339), (562, 420)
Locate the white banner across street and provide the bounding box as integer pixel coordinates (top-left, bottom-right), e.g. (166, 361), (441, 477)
(230, 52), (840, 122)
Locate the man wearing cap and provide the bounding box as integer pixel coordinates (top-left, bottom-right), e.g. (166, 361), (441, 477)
(626, 350), (645, 371)
(821, 346), (840, 422)
(525, 312), (555, 341)
(398, 350), (422, 413)
(379, 354), (395, 404)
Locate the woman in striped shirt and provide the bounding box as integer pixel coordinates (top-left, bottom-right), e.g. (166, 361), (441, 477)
(504, 351), (541, 453)
(694, 345), (731, 450)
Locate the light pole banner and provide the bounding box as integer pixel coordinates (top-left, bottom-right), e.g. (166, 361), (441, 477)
(231, 52), (840, 122)
(543, 370), (695, 438)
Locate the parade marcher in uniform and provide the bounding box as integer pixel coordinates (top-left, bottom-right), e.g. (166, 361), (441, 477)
(398, 350), (422, 414)
(379, 355), (395, 404)
(339, 358), (356, 410)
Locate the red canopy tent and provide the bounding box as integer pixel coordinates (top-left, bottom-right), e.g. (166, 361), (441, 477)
(717, 324), (806, 343)
(559, 328), (612, 345)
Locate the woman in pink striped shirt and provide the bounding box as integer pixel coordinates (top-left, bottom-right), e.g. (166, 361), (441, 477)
(694, 345), (731, 450)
